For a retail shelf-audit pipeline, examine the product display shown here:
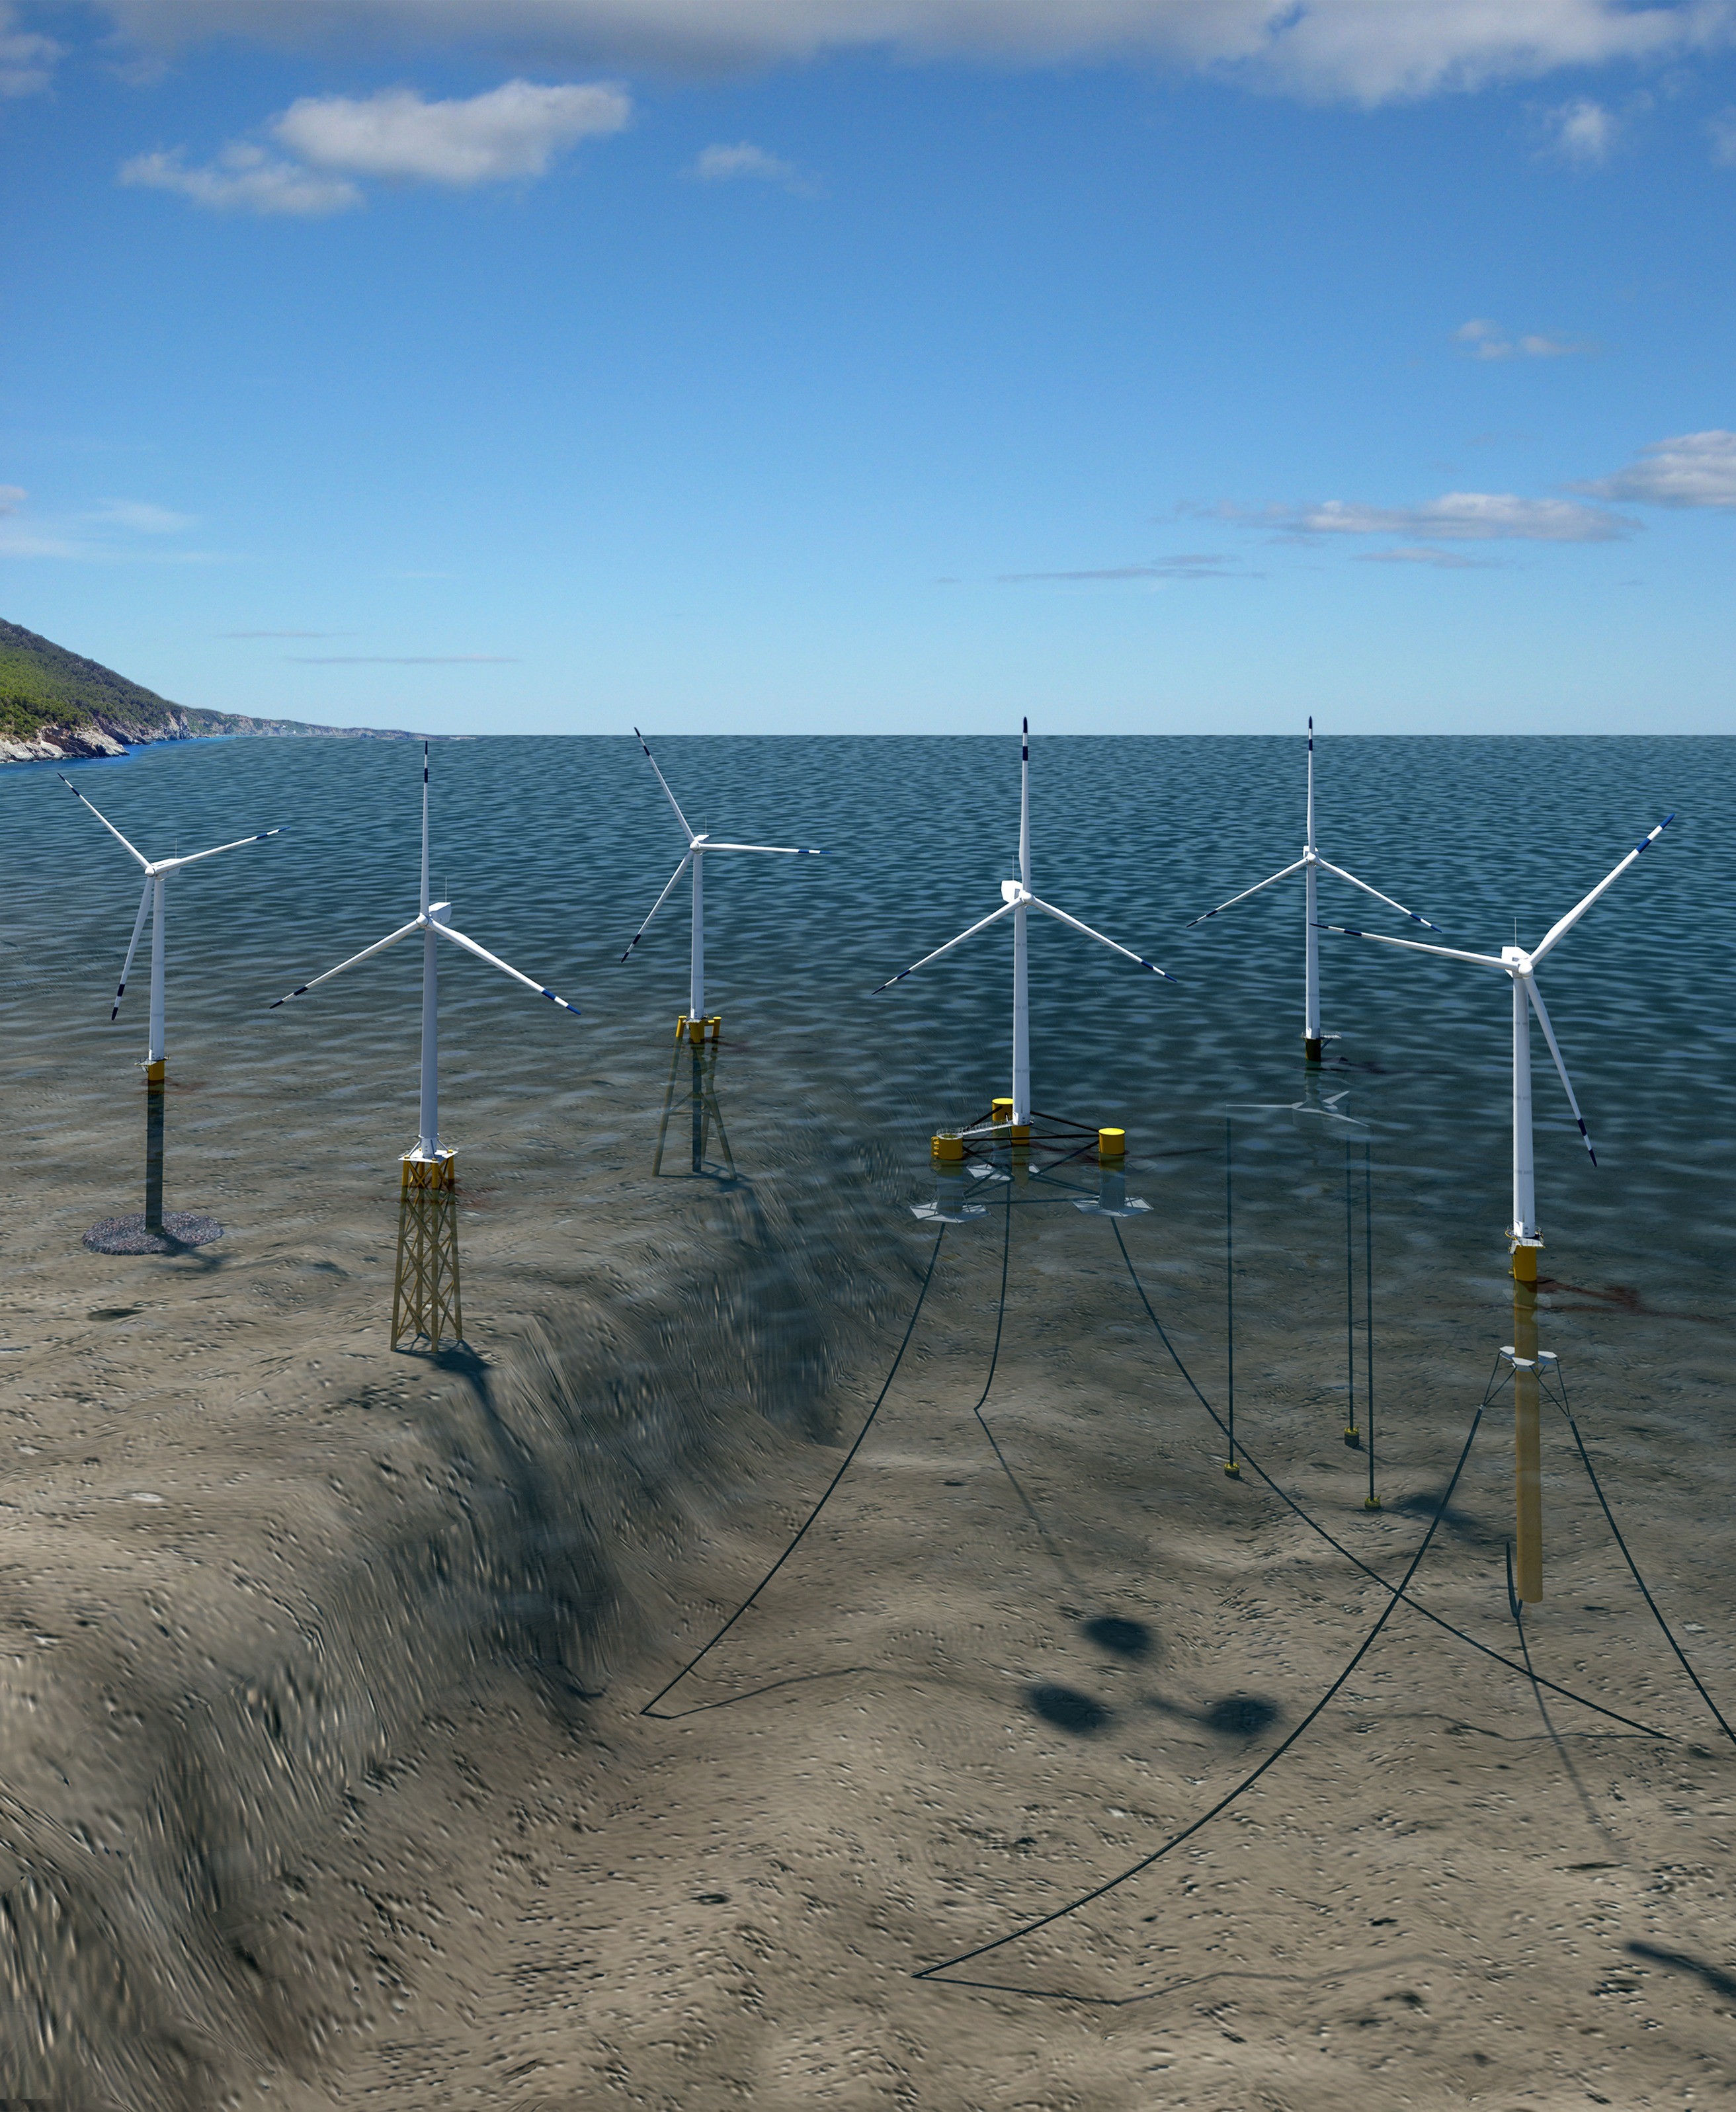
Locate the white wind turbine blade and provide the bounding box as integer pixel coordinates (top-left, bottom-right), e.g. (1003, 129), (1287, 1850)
(1028, 896), (1178, 980)
(1321, 923), (1509, 970)
(1311, 856), (1438, 929)
(111, 878), (152, 1020)
(268, 918), (423, 1007)
(434, 920), (581, 1015)
(618, 853), (693, 963)
(1184, 857), (1309, 927)
(872, 900), (1016, 992)
(633, 729), (696, 845)
(699, 842), (823, 856)
(57, 776), (150, 869)
(1524, 975), (1596, 1164)
(163, 827), (283, 870)
(1530, 815), (1673, 965)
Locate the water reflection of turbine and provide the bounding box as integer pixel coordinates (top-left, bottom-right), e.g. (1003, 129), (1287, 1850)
(874, 720), (1175, 1131)
(1329, 812), (1673, 1603)
(1186, 719), (1436, 1065)
(61, 773), (282, 1255)
(1225, 1073), (1368, 1135)
(1072, 1148), (1151, 1220)
(269, 744), (580, 1351)
(653, 1016), (735, 1179)
(620, 728), (821, 1037)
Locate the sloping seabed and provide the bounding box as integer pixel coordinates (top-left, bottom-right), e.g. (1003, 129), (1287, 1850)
(0, 1119), (925, 2105)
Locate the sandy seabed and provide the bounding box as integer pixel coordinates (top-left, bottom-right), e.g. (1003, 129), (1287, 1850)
(1, 1045), (1734, 2112)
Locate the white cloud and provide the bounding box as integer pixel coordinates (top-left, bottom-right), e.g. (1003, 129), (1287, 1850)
(118, 79), (629, 217)
(1304, 493), (1632, 540)
(1221, 491), (1636, 542)
(87, 497), (196, 532)
(88, 0), (1736, 105)
(1546, 95), (1618, 161)
(690, 140), (814, 191)
(1454, 317), (1593, 358)
(1710, 108), (1736, 163)
(1577, 429), (1736, 506)
(274, 79), (630, 184)
(288, 653), (518, 662)
(1456, 317), (1514, 360)
(0, 487), (222, 560)
(0, 5), (59, 96)
(1356, 545), (1498, 567)
(120, 143), (364, 214)
(1000, 553), (1253, 581)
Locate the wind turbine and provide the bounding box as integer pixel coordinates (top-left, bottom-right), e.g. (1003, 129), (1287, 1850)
(269, 743), (579, 1348)
(1326, 811), (1673, 1606)
(619, 729), (822, 1032)
(1186, 720), (1437, 1063)
(1324, 814), (1673, 1276)
(874, 720), (1175, 1130)
(59, 772), (281, 1252)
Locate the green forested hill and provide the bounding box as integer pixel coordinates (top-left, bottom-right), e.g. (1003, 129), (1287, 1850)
(0, 619), (414, 758)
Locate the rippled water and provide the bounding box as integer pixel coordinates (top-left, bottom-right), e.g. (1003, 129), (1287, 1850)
(2, 729), (1730, 1433)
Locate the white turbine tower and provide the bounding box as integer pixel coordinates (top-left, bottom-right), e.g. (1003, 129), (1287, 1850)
(1323, 813), (1673, 1277)
(620, 728), (821, 1032)
(270, 743), (579, 1350)
(874, 720), (1174, 1129)
(1186, 720), (1437, 1063)
(60, 772), (281, 1252)
(1329, 809), (1673, 1608)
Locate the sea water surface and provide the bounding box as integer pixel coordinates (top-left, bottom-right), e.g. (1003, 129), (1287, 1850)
(1, 731), (1731, 1463)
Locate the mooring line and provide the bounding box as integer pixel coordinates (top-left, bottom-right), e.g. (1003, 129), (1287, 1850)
(1507, 1541), (1618, 1837)
(1344, 1137), (1357, 1442)
(1364, 1139), (1377, 1509)
(968, 1185), (1088, 1593)
(640, 1225), (949, 1717)
(1225, 1117), (1237, 1473)
(1547, 1363), (1736, 1749)
(913, 1388), (1491, 1986)
(1108, 1221), (1672, 1742)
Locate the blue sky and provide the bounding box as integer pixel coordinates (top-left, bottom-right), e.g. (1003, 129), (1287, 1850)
(3, 1), (1735, 734)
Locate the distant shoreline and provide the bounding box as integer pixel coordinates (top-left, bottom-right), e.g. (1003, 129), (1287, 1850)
(0, 719), (428, 769)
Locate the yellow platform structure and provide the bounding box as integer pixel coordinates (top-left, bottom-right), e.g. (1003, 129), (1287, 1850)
(654, 1015), (733, 1177)
(392, 1149), (464, 1351)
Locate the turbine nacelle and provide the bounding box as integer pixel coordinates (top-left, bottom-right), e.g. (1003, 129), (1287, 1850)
(620, 730), (823, 1016)
(58, 774), (283, 1041)
(1328, 815), (1673, 1225)
(269, 744), (579, 1160)
(874, 721), (1174, 1123)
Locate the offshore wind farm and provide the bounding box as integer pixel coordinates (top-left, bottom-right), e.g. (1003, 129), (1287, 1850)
(0, 725), (1728, 2111)
(13, 0), (1736, 2090)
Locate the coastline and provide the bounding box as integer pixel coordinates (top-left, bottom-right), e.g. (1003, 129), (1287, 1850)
(0, 718), (425, 767)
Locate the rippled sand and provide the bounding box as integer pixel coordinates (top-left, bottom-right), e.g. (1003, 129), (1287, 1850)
(3, 735), (1734, 2107)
